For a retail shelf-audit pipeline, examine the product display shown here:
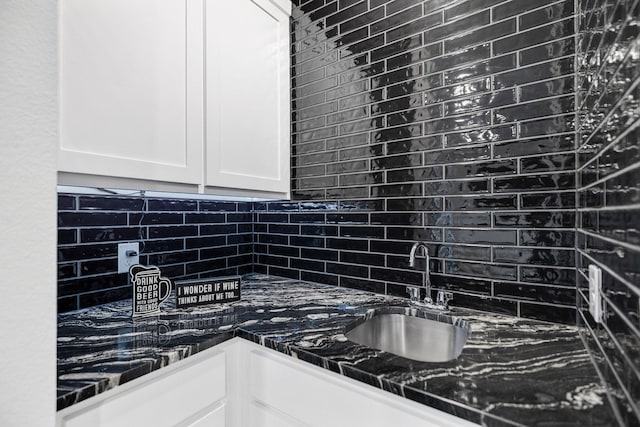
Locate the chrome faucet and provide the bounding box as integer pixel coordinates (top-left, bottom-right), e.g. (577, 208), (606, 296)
(407, 242), (453, 310)
(409, 242), (432, 303)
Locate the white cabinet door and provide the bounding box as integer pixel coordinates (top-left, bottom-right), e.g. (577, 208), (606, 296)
(204, 0), (291, 197)
(56, 347), (227, 427)
(58, 0), (204, 188)
(244, 342), (480, 427)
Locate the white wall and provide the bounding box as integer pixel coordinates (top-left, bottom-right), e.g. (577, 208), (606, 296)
(0, 1), (57, 425)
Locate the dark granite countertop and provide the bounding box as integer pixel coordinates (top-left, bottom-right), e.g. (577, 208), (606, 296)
(57, 274), (614, 426)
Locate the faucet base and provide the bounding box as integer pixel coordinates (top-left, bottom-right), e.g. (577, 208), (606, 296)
(409, 300), (449, 311)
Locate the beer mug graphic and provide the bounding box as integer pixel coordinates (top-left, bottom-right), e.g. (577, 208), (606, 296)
(130, 265), (173, 317)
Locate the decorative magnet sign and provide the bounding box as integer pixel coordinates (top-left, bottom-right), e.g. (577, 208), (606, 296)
(175, 276), (241, 309)
(130, 264), (172, 317)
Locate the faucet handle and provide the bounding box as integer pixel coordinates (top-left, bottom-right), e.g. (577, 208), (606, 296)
(407, 286), (420, 300)
(436, 290), (454, 306)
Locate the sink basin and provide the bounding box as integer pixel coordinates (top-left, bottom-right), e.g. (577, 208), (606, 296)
(345, 312), (470, 363)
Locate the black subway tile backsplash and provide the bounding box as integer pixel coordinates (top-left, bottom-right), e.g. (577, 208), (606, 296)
(57, 195), (254, 311)
(273, 0), (584, 330)
(577, 0), (639, 419)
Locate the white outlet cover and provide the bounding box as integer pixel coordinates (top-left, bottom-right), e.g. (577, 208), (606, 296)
(588, 264), (602, 323)
(118, 242), (140, 274)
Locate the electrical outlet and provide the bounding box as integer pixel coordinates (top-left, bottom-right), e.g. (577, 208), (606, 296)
(588, 264), (602, 323)
(118, 242), (140, 274)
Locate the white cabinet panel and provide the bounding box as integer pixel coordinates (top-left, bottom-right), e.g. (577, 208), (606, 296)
(57, 349), (226, 427)
(59, 0), (204, 186)
(183, 403), (226, 427)
(205, 0), (290, 196)
(248, 402), (308, 427)
(245, 343), (479, 427)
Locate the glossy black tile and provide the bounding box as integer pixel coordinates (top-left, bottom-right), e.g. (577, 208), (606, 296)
(340, 276), (386, 293)
(425, 179), (490, 195)
(58, 229), (77, 245)
(386, 226), (443, 241)
(521, 77), (575, 104)
(58, 194), (76, 210)
(445, 125), (515, 148)
(387, 104), (442, 126)
(444, 89), (516, 116)
(337, 60), (385, 84)
(426, 212), (491, 227)
(371, 64), (422, 89)
(445, 160), (517, 178)
(326, 1), (367, 27)
(520, 192), (576, 210)
(371, 183), (423, 197)
(424, 145), (491, 165)
(446, 260), (517, 280)
(58, 212), (128, 227)
(340, 250), (385, 266)
(81, 227), (146, 243)
(445, 19), (516, 54)
(494, 172), (575, 192)
(341, 8), (385, 34)
(519, 38), (575, 66)
(386, 0), (423, 15)
(58, 263), (78, 280)
(386, 42), (443, 70)
(494, 19), (574, 55)
(520, 230), (575, 248)
(494, 282), (575, 305)
(309, 1), (338, 21)
(424, 77), (492, 106)
(519, 0), (574, 30)
(386, 136), (442, 154)
(370, 212), (422, 225)
(435, 243), (491, 261)
(520, 266), (575, 287)
(386, 197), (443, 211)
(387, 13), (442, 43)
(443, 0), (504, 21)
(444, 54), (517, 84)
(371, 153), (422, 169)
(387, 166), (442, 182)
(494, 247), (575, 267)
(340, 33), (385, 58)
(258, 254), (288, 268)
(424, 10), (489, 42)
(494, 134), (575, 158)
(493, 0), (558, 20)
(495, 211), (576, 228)
(338, 0), (362, 9)
(445, 229), (517, 245)
(326, 133), (368, 149)
(445, 195), (518, 211)
(495, 58), (574, 89)
(371, 4), (422, 35)
(78, 196), (144, 211)
(325, 54), (369, 77)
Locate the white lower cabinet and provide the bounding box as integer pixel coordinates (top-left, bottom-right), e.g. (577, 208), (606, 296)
(240, 340), (479, 427)
(57, 338), (479, 427)
(56, 343), (230, 427)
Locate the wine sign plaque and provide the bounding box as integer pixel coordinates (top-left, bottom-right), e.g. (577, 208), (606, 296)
(175, 276), (241, 309)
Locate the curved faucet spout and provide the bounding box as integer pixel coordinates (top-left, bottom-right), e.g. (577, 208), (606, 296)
(408, 242), (432, 303)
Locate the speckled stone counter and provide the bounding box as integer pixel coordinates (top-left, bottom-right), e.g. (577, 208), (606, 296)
(58, 274), (615, 426)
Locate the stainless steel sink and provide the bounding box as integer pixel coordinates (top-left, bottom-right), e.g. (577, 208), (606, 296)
(345, 312), (470, 363)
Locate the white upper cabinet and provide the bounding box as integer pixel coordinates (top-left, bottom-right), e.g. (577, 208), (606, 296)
(58, 0), (291, 198)
(204, 0), (290, 196)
